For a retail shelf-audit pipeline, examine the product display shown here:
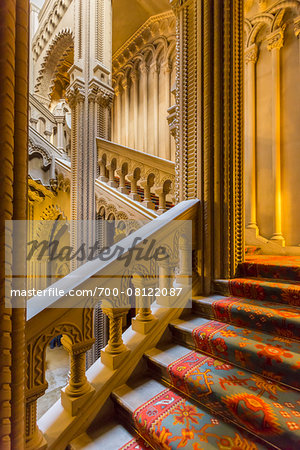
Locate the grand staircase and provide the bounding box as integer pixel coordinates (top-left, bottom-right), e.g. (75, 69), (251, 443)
(72, 256), (300, 450)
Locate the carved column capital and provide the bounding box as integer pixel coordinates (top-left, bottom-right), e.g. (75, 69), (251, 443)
(266, 27), (285, 51)
(66, 84), (85, 107)
(97, 88), (114, 108)
(130, 70), (139, 83)
(169, 0), (184, 14)
(121, 77), (129, 90)
(140, 62), (150, 75)
(294, 16), (300, 38)
(245, 43), (258, 64)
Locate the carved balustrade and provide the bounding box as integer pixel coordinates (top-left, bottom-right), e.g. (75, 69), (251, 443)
(25, 199), (199, 448)
(97, 138), (175, 213)
(29, 94), (71, 156)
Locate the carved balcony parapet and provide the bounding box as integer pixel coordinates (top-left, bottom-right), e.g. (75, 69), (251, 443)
(97, 138), (175, 212)
(25, 306), (94, 447)
(25, 200), (199, 447)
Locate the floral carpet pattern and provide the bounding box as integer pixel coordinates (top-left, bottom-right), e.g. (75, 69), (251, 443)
(211, 296), (300, 340)
(133, 389), (266, 449)
(191, 321), (300, 389)
(120, 256), (300, 449)
(167, 352), (300, 448)
(119, 438), (150, 449)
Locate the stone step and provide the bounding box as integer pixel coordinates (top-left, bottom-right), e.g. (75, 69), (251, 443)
(192, 295), (300, 341)
(112, 379), (269, 449)
(144, 344), (300, 449)
(169, 316), (300, 389)
(69, 420), (148, 450)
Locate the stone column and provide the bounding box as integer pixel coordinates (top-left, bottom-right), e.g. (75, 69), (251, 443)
(116, 168), (129, 194)
(140, 62), (149, 152)
(131, 276), (158, 335)
(140, 179), (155, 210)
(54, 115), (65, 153)
(121, 78), (130, 147)
(0, 0), (29, 448)
(101, 308), (130, 369)
(161, 61), (172, 160)
(152, 62), (160, 157)
(114, 84), (121, 144)
(267, 28), (285, 245)
(171, 0), (244, 290)
(127, 172), (141, 202)
(130, 70), (139, 149)
(67, 0), (114, 252)
(245, 44), (258, 231)
(61, 337), (95, 416)
(25, 389), (47, 450)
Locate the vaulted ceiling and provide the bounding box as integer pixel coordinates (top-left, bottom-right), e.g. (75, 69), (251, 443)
(112, 0), (171, 54)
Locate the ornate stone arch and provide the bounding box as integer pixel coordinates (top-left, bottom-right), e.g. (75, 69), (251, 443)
(27, 322), (82, 392)
(34, 28), (74, 101)
(28, 138), (52, 169)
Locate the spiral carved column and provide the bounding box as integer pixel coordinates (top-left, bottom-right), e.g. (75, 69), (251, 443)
(101, 308), (130, 370)
(61, 337), (95, 416)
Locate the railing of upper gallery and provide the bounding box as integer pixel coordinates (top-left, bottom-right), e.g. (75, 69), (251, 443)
(25, 199), (199, 449)
(97, 138), (176, 214)
(29, 94), (71, 157)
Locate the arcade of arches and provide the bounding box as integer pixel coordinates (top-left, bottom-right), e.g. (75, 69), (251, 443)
(0, 0), (299, 449)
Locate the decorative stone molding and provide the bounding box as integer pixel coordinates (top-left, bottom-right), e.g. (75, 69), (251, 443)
(28, 139), (52, 168)
(97, 138), (175, 211)
(34, 28), (74, 97)
(245, 43), (258, 64)
(266, 27), (285, 51)
(112, 12), (176, 73)
(32, 0), (72, 60)
(294, 16), (300, 37)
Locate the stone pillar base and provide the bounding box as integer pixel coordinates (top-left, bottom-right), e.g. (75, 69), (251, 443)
(61, 385), (95, 416)
(26, 430), (47, 450)
(129, 193), (141, 202)
(142, 200), (155, 210)
(118, 186), (129, 195)
(107, 180), (118, 188)
(132, 316), (158, 334)
(270, 234), (285, 246)
(101, 347), (130, 370)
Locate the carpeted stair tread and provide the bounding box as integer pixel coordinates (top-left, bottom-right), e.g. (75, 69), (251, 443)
(145, 345), (300, 449)
(192, 295), (300, 340)
(169, 317), (300, 389)
(229, 278), (300, 306)
(112, 379), (269, 449)
(238, 257), (300, 282)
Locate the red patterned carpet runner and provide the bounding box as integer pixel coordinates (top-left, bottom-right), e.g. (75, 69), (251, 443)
(119, 438), (150, 450)
(132, 389), (265, 449)
(121, 255), (300, 449)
